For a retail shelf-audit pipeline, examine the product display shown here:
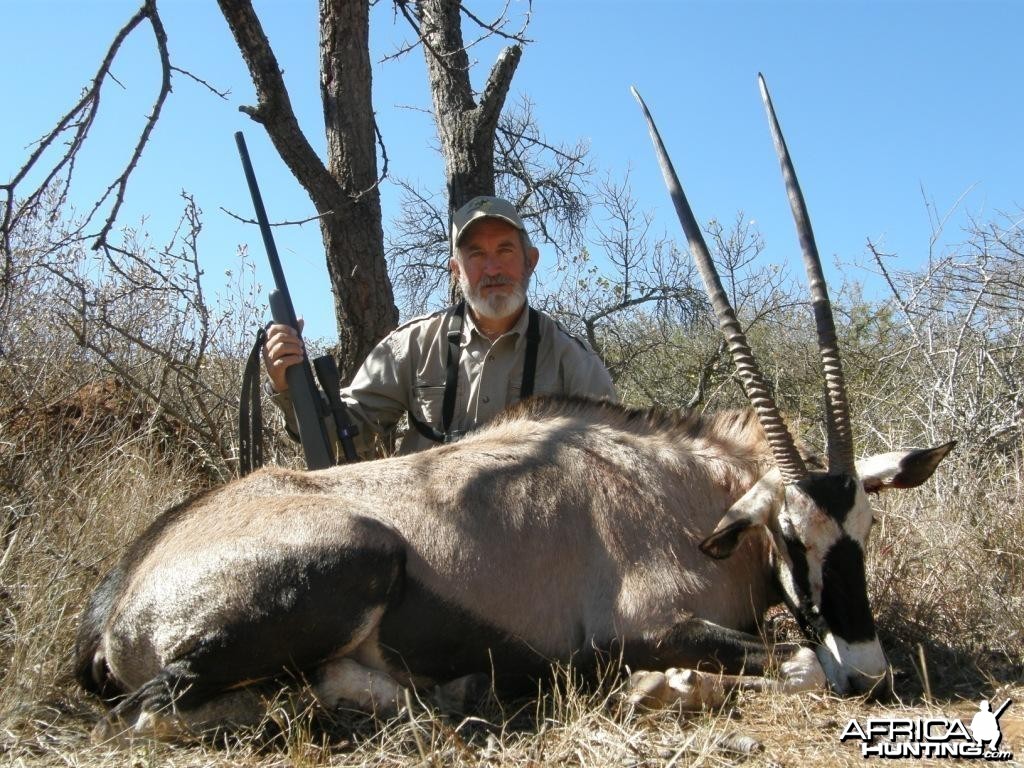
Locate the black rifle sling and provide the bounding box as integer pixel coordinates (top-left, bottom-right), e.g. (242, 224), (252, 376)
(239, 326), (267, 476)
(440, 301), (466, 434)
(407, 303), (462, 444)
(409, 303), (539, 444)
(520, 306), (541, 399)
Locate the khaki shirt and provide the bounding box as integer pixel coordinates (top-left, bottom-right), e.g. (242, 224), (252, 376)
(271, 303), (617, 457)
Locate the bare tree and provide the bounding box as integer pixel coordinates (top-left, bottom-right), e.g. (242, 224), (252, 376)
(0, 0), (397, 377)
(542, 174), (702, 358)
(1, 0), (560, 378)
(216, 0), (397, 376)
(493, 96), (591, 257)
(386, 2), (591, 309)
(535, 175), (800, 411)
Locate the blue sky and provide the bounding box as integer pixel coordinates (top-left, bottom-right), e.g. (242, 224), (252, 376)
(3, 0), (1021, 337)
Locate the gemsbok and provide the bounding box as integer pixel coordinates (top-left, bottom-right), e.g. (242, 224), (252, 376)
(74, 75), (954, 738)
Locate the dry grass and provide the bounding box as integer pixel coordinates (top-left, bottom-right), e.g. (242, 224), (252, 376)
(2, 396), (1023, 767)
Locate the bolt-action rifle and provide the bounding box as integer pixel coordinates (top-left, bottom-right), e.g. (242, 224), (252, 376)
(234, 131), (359, 471)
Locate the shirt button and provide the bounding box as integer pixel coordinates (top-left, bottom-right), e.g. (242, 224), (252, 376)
(482, 395), (490, 403)
(488, 355), (495, 362)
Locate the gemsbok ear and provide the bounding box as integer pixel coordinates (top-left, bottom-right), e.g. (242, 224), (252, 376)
(699, 473), (782, 560)
(856, 441), (957, 494)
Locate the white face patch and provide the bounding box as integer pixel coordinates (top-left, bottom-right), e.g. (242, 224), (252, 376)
(817, 632), (889, 695)
(841, 483), (874, 545)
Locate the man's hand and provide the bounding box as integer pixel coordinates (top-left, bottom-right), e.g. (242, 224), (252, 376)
(262, 318), (305, 393)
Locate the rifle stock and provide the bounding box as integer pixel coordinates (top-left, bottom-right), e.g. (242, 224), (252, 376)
(235, 132), (334, 470)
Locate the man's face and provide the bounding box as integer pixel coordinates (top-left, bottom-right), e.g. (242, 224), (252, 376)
(450, 218), (539, 321)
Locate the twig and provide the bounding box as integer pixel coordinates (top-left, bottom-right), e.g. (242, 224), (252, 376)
(170, 65), (231, 99)
(220, 207), (334, 228)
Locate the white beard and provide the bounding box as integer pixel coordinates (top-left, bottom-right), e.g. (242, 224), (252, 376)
(460, 273), (529, 321)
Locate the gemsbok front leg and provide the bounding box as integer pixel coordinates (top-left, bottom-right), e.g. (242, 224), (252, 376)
(623, 617), (824, 709)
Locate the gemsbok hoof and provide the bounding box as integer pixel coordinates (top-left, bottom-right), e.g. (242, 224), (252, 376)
(627, 668), (725, 710)
(778, 647), (828, 693)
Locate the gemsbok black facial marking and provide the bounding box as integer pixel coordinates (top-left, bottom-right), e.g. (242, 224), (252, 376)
(820, 536), (876, 645)
(800, 473), (858, 526)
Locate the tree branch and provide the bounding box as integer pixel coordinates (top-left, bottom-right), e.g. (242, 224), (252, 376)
(91, 3), (173, 249)
(1, 0), (167, 299)
(219, 207), (335, 228)
(459, 0), (532, 44)
(475, 44), (521, 137)
(170, 65), (231, 99)
(216, 0), (339, 212)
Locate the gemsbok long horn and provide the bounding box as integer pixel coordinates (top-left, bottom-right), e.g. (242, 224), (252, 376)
(757, 73), (855, 475)
(631, 85), (807, 485)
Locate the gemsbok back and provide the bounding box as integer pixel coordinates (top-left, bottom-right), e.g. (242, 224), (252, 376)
(74, 75), (954, 738)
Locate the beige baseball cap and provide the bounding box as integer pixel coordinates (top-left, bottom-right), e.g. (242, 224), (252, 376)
(451, 196), (527, 250)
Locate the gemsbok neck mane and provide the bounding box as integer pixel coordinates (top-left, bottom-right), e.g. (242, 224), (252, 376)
(499, 394), (768, 446)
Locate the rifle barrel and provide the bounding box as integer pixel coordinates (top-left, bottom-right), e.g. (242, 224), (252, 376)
(234, 131), (298, 328)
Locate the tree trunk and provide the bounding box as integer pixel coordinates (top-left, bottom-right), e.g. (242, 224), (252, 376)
(218, 0), (398, 379)
(416, 0), (522, 217)
(319, 0), (398, 374)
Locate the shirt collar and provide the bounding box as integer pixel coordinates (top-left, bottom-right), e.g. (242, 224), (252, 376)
(462, 301), (530, 347)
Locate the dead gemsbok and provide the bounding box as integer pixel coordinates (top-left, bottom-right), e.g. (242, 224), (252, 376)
(74, 76), (953, 738)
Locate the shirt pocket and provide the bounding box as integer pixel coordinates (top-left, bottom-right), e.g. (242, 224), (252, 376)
(412, 383), (447, 428)
(509, 367), (558, 403)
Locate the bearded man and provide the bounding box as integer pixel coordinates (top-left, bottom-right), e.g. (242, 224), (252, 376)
(263, 196), (616, 457)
